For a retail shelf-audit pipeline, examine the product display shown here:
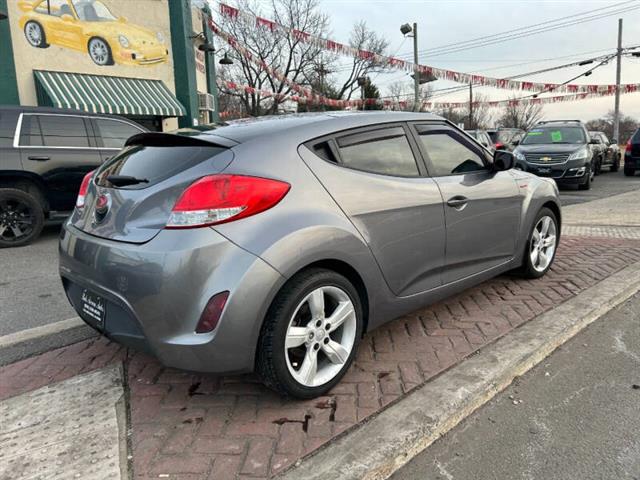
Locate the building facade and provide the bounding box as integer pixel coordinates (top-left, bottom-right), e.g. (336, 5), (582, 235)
(0, 0), (219, 130)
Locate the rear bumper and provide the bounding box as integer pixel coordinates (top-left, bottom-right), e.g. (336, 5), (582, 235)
(59, 222), (284, 374)
(624, 153), (640, 169)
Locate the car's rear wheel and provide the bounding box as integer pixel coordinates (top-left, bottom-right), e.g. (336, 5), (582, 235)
(0, 188), (45, 248)
(257, 269), (363, 398)
(594, 157), (602, 175)
(88, 37), (114, 66)
(24, 21), (48, 48)
(624, 166), (636, 177)
(518, 208), (558, 279)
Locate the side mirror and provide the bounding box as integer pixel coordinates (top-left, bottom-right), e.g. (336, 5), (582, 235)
(493, 150), (514, 171)
(61, 14), (75, 22)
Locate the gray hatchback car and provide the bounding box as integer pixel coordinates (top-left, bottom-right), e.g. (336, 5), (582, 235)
(59, 112), (561, 398)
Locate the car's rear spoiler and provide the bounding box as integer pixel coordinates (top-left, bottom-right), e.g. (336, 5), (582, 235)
(125, 132), (238, 149)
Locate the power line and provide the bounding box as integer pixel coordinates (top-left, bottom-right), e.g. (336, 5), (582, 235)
(392, 2), (640, 59)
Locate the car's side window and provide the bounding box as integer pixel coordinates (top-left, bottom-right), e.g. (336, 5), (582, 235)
(35, 0), (73, 17)
(600, 134), (609, 145)
(335, 127), (420, 177)
(93, 119), (143, 149)
(19, 115), (45, 146)
(416, 128), (487, 177)
(37, 115), (90, 148)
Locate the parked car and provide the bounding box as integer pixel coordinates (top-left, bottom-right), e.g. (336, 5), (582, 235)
(487, 128), (524, 151)
(18, 0), (169, 66)
(59, 112), (561, 398)
(513, 120), (596, 190)
(588, 131), (620, 174)
(465, 129), (495, 152)
(0, 106), (145, 247)
(624, 128), (640, 176)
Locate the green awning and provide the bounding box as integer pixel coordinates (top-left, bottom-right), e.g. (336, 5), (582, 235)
(34, 70), (186, 117)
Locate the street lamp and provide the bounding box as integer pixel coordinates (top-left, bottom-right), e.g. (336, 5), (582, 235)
(400, 22), (420, 111)
(198, 42), (216, 53)
(219, 53), (233, 65)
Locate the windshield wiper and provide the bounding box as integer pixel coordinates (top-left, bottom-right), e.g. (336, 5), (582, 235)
(106, 175), (149, 187)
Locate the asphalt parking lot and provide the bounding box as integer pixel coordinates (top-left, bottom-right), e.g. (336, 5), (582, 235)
(0, 169), (638, 338)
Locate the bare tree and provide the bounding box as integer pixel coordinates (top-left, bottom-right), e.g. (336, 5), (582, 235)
(385, 80), (432, 111)
(334, 21), (389, 101)
(464, 93), (492, 129)
(497, 97), (544, 130)
(586, 110), (637, 143)
(216, 0), (330, 116)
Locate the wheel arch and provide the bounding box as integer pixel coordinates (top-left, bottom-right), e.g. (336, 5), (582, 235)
(0, 171), (49, 213)
(542, 200), (562, 235)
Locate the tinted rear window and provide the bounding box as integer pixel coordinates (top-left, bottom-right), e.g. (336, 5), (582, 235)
(0, 111), (17, 147)
(95, 145), (226, 189)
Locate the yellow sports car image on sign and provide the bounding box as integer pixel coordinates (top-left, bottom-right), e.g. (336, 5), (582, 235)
(17, 0), (169, 66)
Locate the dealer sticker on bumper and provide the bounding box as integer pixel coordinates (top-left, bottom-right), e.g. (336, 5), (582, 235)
(81, 289), (106, 326)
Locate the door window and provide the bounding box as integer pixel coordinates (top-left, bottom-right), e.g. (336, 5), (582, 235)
(37, 115), (90, 147)
(418, 129), (486, 177)
(19, 115), (44, 146)
(336, 127), (420, 177)
(35, 0), (74, 17)
(93, 119), (143, 148)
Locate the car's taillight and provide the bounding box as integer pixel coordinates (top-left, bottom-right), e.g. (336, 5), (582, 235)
(76, 170), (96, 209)
(166, 174), (290, 229)
(626, 138), (632, 151)
(495, 142), (504, 150)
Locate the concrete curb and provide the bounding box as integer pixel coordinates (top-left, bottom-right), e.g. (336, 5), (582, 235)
(278, 262), (640, 480)
(0, 317), (96, 366)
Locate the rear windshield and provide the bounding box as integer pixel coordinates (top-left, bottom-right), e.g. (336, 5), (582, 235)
(521, 126), (586, 145)
(95, 145), (226, 189)
(488, 131), (515, 143)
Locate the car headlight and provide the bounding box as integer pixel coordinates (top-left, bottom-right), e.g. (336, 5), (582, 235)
(156, 31), (165, 43)
(514, 150), (526, 161)
(118, 35), (130, 48)
(568, 147), (589, 161)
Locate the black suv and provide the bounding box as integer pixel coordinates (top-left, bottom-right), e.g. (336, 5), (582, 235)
(624, 128), (640, 176)
(512, 120), (596, 190)
(0, 106), (145, 247)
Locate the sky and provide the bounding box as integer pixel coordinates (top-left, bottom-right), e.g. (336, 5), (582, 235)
(217, 0), (640, 124)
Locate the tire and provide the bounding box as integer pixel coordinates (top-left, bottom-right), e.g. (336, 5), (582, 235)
(256, 268), (364, 398)
(518, 207), (559, 279)
(624, 167), (636, 177)
(594, 157), (602, 176)
(578, 166), (592, 190)
(88, 37), (114, 66)
(24, 21), (48, 48)
(0, 188), (45, 248)
(611, 154), (620, 172)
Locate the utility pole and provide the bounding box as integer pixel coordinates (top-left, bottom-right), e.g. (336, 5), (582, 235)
(614, 18), (623, 142)
(469, 82), (473, 129)
(315, 62), (331, 111)
(412, 23), (419, 112)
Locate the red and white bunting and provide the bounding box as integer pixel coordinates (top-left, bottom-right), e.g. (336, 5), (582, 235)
(217, 2), (640, 95)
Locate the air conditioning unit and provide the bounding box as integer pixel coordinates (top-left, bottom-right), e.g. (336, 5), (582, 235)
(198, 93), (215, 111)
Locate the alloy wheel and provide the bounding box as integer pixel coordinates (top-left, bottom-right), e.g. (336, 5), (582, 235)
(284, 286), (357, 387)
(89, 39), (110, 65)
(25, 22), (42, 46)
(530, 216), (557, 273)
(0, 198), (35, 243)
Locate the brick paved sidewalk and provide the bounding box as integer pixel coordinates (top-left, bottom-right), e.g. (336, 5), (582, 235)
(2, 236), (640, 479)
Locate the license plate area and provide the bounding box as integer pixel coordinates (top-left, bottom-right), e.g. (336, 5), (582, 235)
(80, 289), (106, 327)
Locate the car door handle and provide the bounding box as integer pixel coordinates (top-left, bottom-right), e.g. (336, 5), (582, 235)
(28, 155), (50, 161)
(446, 196), (468, 209)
